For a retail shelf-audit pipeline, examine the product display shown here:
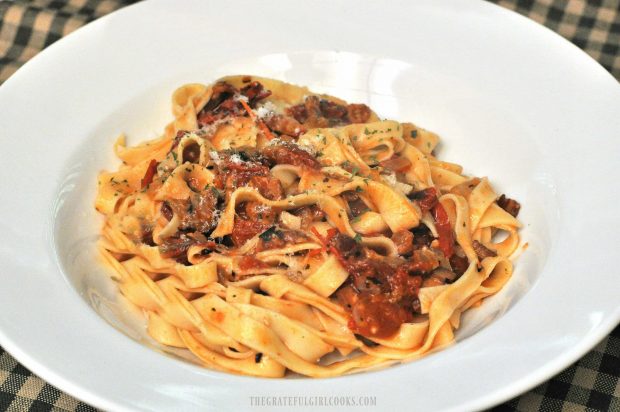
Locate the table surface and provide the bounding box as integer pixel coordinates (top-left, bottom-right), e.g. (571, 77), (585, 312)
(1, 1), (619, 411)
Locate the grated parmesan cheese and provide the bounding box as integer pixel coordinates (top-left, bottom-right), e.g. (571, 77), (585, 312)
(255, 101), (278, 119)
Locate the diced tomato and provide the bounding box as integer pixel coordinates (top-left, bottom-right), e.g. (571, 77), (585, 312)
(432, 202), (454, 258)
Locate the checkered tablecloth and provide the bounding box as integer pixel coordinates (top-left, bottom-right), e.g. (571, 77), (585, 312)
(1, 1), (618, 411)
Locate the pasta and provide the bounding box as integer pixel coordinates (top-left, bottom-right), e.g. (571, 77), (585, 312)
(95, 75), (522, 377)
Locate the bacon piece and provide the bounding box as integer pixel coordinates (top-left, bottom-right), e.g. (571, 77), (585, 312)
(214, 151), (274, 199)
(197, 81), (240, 126)
(497, 194), (521, 217)
(263, 114), (306, 137)
(165, 189), (219, 233)
(411, 224), (434, 249)
(286, 104), (308, 124)
(262, 142), (320, 169)
(409, 187), (437, 212)
(399, 248), (440, 275)
(141, 159), (158, 189)
(449, 254), (469, 276)
(231, 218), (271, 247)
(249, 176), (284, 200)
(242, 202), (277, 224)
(380, 155), (412, 173)
(161, 202), (173, 221)
(432, 202), (454, 258)
(342, 191), (368, 217)
(472, 240), (497, 260)
(257, 228), (310, 251)
(293, 205), (325, 228)
(319, 100), (348, 119)
(346, 103), (371, 123)
(240, 81), (271, 107)
(159, 234), (195, 260)
(303, 96), (330, 128)
(391, 230), (414, 256)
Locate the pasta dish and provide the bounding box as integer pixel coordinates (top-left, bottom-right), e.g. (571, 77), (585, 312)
(95, 76), (522, 377)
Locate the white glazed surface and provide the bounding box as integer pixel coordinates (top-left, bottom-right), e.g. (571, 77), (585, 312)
(0, 1), (618, 411)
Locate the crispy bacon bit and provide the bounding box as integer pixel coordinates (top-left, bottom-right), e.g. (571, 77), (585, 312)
(342, 191), (368, 217)
(302, 96), (329, 128)
(293, 205), (325, 228)
(214, 150), (283, 200)
(412, 224), (434, 249)
(423, 267), (457, 287)
(432, 202), (454, 258)
(319, 100), (348, 119)
(257, 228), (310, 251)
(170, 130), (187, 151)
(497, 194), (521, 217)
(286, 96), (371, 128)
(262, 142), (320, 169)
(161, 202), (173, 221)
(141, 159), (158, 189)
(380, 155), (412, 173)
(287, 104), (308, 124)
(472, 240), (497, 260)
(198, 81), (240, 126)
(346, 103), (371, 124)
(249, 176), (284, 200)
(165, 189), (219, 233)
(197, 80), (272, 127)
(391, 230), (414, 255)
(238, 255), (269, 271)
(409, 187), (437, 212)
(449, 254), (469, 277)
(263, 114), (306, 137)
(159, 232), (213, 261)
(240, 81), (271, 107)
(242, 202), (277, 223)
(231, 218), (271, 247)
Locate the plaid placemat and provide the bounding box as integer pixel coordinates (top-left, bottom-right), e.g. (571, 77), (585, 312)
(1, 1), (619, 411)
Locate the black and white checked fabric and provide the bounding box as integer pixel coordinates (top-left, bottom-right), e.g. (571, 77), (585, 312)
(1, 1), (619, 411)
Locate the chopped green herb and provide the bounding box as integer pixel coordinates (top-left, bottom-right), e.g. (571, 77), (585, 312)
(355, 186), (363, 193)
(410, 130), (418, 138)
(209, 186), (221, 198)
(353, 234), (362, 243)
(259, 227), (277, 241)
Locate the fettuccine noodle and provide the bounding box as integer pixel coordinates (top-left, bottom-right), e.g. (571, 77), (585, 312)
(95, 76), (522, 377)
